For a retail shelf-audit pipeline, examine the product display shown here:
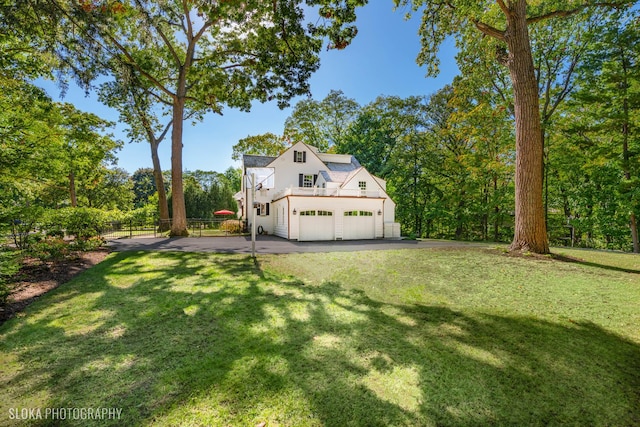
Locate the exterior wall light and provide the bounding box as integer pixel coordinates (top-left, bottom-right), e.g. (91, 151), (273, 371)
(293, 209), (297, 215)
(377, 210), (382, 216)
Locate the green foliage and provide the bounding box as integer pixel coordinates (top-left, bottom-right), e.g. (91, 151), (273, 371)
(285, 90), (360, 150)
(43, 207), (110, 241)
(83, 167), (133, 211)
(29, 237), (71, 262)
(2, 205), (46, 250)
(231, 133), (287, 161)
(131, 168), (157, 208)
(0, 248), (21, 306)
(167, 171), (237, 219)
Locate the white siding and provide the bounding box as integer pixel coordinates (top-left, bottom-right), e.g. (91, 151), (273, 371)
(267, 142), (326, 193)
(272, 199), (288, 239)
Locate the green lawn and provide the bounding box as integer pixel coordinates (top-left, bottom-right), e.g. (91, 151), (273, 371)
(0, 247), (638, 426)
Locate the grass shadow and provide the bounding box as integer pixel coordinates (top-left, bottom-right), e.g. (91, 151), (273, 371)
(552, 252), (640, 274)
(0, 251), (638, 426)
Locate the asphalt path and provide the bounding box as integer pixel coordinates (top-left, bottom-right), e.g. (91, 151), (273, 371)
(108, 235), (490, 254)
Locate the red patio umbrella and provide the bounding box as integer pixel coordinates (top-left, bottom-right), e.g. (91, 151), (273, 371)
(214, 209), (235, 215)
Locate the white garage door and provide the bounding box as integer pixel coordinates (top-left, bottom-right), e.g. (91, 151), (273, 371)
(343, 210), (375, 240)
(299, 210), (335, 241)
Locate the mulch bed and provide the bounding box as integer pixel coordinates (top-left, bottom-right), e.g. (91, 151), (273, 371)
(0, 247), (111, 324)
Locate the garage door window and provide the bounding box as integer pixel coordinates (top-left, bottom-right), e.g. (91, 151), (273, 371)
(300, 210), (316, 216)
(360, 211), (373, 216)
(344, 211), (358, 216)
(318, 210), (333, 216)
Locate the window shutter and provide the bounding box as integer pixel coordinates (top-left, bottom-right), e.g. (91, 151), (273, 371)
(266, 203), (270, 216)
(313, 174), (318, 185)
(299, 174), (303, 187)
(293, 150), (298, 162)
(302, 151), (306, 163)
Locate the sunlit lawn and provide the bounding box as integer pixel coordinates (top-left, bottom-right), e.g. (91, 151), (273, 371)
(0, 247), (639, 426)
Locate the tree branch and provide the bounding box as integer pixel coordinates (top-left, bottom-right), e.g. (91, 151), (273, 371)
(182, 0), (193, 40)
(496, 0), (510, 16)
(527, 2), (632, 24)
(104, 33), (176, 99)
(473, 20), (506, 41)
(134, 0), (182, 67)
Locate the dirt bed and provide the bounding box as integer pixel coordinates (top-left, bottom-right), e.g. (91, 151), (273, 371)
(0, 248), (111, 324)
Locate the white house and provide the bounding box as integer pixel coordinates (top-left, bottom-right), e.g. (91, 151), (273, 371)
(235, 142), (401, 241)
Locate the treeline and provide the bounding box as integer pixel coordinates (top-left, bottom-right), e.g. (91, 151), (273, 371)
(237, 10), (639, 251)
(0, 88), (240, 230)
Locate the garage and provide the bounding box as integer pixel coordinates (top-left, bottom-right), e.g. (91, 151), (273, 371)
(342, 210), (375, 240)
(298, 210), (335, 241)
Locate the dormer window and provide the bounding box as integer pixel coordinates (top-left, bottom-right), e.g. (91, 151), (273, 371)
(294, 150), (306, 163)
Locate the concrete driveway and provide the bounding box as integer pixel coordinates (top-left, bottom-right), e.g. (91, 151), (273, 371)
(108, 235), (489, 254)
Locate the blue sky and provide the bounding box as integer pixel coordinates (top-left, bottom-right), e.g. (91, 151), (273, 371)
(37, 2), (459, 174)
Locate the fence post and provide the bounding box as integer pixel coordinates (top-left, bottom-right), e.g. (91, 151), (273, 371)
(129, 219), (133, 239)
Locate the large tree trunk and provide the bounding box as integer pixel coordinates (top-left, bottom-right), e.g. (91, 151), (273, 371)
(169, 92), (188, 237)
(505, 0), (549, 254)
(150, 140), (170, 232)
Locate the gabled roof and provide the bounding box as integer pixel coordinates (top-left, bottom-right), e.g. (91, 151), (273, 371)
(243, 154), (276, 168)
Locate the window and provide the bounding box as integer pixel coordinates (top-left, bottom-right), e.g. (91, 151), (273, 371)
(294, 150), (306, 163)
(318, 210), (333, 216)
(299, 173), (317, 188)
(359, 181), (367, 196)
(344, 211), (358, 216)
(300, 210), (316, 216)
(360, 211), (373, 216)
(303, 174), (314, 188)
(257, 203), (270, 216)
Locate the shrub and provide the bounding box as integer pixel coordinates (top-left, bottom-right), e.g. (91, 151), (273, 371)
(221, 219), (243, 234)
(44, 208), (110, 241)
(29, 238), (71, 262)
(71, 236), (104, 251)
(0, 249), (22, 305)
(122, 205), (157, 225)
(4, 206), (45, 250)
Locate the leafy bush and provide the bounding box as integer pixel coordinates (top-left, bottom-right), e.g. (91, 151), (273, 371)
(121, 205), (157, 225)
(71, 236), (104, 251)
(221, 219), (243, 234)
(43, 208), (110, 241)
(3, 206), (45, 250)
(29, 238), (71, 262)
(0, 249), (21, 305)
